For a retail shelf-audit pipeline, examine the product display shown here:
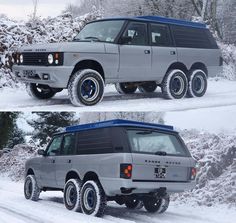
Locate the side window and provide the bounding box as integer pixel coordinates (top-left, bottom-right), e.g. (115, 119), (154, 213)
(61, 134), (75, 156)
(47, 136), (63, 156)
(151, 24), (172, 46)
(122, 22), (148, 46)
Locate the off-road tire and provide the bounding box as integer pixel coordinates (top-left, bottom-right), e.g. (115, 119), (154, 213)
(187, 69), (208, 98)
(143, 194), (170, 214)
(80, 180), (107, 217)
(125, 199), (144, 210)
(115, 83), (137, 94)
(24, 175), (40, 201)
(138, 82), (158, 93)
(162, 69), (188, 99)
(68, 69), (105, 107)
(64, 179), (81, 212)
(26, 83), (56, 99)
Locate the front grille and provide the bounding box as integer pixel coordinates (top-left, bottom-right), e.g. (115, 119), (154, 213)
(22, 53), (48, 66)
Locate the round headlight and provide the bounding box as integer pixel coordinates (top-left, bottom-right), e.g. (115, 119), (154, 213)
(48, 54), (54, 64)
(20, 54), (23, 64)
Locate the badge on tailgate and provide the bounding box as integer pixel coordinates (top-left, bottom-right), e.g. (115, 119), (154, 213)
(155, 166), (166, 179)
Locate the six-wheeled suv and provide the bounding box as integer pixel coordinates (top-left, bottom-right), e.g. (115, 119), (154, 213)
(24, 119), (197, 217)
(13, 16), (222, 107)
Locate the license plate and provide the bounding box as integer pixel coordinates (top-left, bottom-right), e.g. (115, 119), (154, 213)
(155, 167), (166, 179)
(23, 70), (36, 77)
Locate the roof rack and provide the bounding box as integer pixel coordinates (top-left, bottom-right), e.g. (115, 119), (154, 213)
(136, 16), (206, 29)
(65, 119), (175, 133)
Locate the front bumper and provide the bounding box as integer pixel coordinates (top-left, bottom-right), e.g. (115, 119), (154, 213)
(12, 65), (74, 88)
(100, 177), (196, 196)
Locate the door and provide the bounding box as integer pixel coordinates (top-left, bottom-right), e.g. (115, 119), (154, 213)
(56, 133), (76, 188)
(150, 23), (177, 80)
(118, 22), (152, 82)
(40, 135), (63, 188)
(126, 129), (191, 182)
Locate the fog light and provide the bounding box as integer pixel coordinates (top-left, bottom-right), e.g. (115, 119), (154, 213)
(42, 74), (50, 80)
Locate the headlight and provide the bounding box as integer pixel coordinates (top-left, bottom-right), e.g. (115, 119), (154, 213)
(20, 54), (23, 64)
(48, 54), (54, 64)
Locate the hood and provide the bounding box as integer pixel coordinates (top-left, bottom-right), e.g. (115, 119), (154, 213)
(19, 41), (106, 53)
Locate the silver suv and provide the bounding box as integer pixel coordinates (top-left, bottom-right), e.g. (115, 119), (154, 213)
(24, 120), (197, 217)
(13, 16), (222, 107)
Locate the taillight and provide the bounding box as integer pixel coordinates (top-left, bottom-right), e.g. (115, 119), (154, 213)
(191, 167), (197, 180)
(120, 164), (132, 179)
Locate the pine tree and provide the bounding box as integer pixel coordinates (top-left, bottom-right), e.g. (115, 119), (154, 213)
(28, 112), (79, 146)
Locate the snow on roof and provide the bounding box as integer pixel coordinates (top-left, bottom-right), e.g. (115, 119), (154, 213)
(65, 119), (175, 133)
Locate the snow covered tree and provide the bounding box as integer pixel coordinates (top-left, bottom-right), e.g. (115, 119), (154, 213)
(28, 112), (79, 146)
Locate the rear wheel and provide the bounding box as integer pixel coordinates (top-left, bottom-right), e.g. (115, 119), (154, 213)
(143, 194), (170, 214)
(64, 179), (81, 212)
(187, 69), (208, 98)
(115, 83), (137, 94)
(138, 82), (158, 93)
(125, 199), (143, 209)
(24, 175), (40, 201)
(162, 69), (188, 99)
(80, 180), (107, 217)
(26, 83), (56, 99)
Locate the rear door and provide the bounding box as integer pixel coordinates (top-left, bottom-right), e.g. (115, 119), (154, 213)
(56, 133), (76, 188)
(150, 23), (177, 79)
(127, 129), (191, 182)
(118, 21), (152, 82)
(40, 135), (63, 188)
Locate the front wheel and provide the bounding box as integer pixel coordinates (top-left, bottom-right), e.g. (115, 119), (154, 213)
(143, 194), (170, 214)
(115, 83), (137, 94)
(26, 83), (56, 100)
(162, 69), (188, 99)
(24, 175), (40, 201)
(68, 69), (105, 107)
(80, 180), (107, 217)
(187, 69), (208, 98)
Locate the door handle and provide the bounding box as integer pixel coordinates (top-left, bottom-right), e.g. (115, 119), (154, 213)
(52, 160), (55, 164)
(144, 50), (151, 54)
(68, 160), (72, 164)
(170, 51), (176, 55)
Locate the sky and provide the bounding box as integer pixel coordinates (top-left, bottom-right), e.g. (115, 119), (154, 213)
(0, 0), (77, 20)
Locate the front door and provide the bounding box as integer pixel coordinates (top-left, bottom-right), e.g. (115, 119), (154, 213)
(118, 22), (152, 82)
(40, 135), (63, 188)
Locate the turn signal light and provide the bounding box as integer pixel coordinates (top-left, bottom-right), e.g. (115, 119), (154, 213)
(191, 167), (197, 180)
(120, 164), (132, 179)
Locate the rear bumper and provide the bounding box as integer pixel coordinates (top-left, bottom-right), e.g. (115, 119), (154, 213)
(12, 65), (73, 88)
(100, 177), (196, 196)
(208, 65), (223, 77)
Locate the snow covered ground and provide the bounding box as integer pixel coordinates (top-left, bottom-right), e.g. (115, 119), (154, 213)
(0, 79), (236, 112)
(0, 176), (235, 223)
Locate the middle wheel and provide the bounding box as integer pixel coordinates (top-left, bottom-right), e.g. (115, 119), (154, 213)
(162, 69), (188, 99)
(125, 199), (144, 209)
(138, 82), (158, 93)
(80, 180), (107, 217)
(115, 82), (138, 94)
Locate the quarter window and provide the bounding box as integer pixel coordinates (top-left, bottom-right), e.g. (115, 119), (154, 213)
(47, 136), (63, 156)
(61, 134), (75, 156)
(122, 22), (148, 46)
(151, 24), (172, 46)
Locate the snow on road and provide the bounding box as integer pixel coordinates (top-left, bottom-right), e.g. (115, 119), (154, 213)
(0, 177), (235, 223)
(0, 79), (236, 112)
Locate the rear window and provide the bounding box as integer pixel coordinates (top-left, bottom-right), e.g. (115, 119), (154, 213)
(171, 25), (218, 49)
(127, 129), (189, 157)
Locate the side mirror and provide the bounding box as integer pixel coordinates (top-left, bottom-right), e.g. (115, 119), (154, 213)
(120, 36), (132, 45)
(38, 149), (46, 156)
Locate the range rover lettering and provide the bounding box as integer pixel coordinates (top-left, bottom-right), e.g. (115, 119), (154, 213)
(13, 16), (222, 106)
(24, 119), (197, 217)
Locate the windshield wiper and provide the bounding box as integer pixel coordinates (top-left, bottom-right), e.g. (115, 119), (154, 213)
(155, 151), (167, 156)
(84, 36), (101, 42)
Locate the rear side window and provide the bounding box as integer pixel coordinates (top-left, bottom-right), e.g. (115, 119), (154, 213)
(122, 22), (148, 46)
(77, 128), (113, 155)
(150, 24), (172, 46)
(127, 130), (189, 157)
(171, 25), (218, 49)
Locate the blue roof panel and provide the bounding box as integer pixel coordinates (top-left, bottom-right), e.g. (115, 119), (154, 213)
(136, 16), (207, 29)
(65, 119), (175, 133)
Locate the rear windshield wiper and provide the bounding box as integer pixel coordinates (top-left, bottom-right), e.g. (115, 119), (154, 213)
(155, 151), (167, 156)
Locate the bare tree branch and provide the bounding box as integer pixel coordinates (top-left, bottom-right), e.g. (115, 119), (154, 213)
(191, 0), (202, 16)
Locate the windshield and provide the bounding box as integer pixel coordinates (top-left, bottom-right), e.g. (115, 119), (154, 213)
(73, 20), (125, 43)
(127, 129), (189, 157)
